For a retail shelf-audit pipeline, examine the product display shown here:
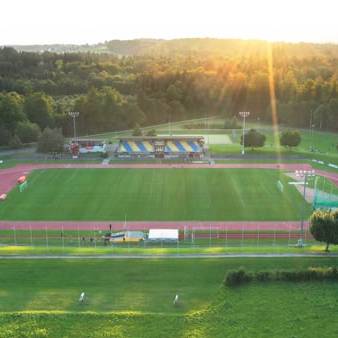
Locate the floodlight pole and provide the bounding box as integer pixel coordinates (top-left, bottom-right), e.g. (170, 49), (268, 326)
(68, 111), (80, 139)
(239, 112), (250, 155)
(309, 110), (315, 152)
(295, 169), (316, 246)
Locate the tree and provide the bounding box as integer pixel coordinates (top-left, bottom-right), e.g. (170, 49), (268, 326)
(240, 129), (266, 150)
(0, 126), (11, 146)
(0, 92), (25, 133)
(146, 129), (157, 136)
(280, 130), (301, 149)
(310, 210), (338, 252)
(24, 93), (54, 130)
(132, 124), (143, 136)
(8, 135), (22, 149)
(37, 128), (64, 153)
(16, 121), (41, 143)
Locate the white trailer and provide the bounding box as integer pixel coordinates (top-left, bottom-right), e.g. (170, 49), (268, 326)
(148, 229), (179, 242)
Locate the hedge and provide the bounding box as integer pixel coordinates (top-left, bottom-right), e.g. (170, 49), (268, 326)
(224, 267), (338, 287)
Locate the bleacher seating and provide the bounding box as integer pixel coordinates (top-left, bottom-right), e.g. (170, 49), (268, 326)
(119, 141), (154, 154)
(117, 137), (203, 158)
(165, 140), (201, 153)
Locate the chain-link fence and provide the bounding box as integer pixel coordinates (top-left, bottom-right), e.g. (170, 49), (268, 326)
(0, 224), (315, 250)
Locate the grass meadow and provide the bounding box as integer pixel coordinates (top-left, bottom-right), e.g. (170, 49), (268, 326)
(1, 258), (338, 337)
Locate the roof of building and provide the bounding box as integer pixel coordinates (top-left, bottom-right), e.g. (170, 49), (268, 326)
(118, 136), (204, 141)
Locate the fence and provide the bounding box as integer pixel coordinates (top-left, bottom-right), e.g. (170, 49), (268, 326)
(0, 224), (315, 250)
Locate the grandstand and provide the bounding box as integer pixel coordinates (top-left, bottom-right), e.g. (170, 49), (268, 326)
(116, 136), (204, 159)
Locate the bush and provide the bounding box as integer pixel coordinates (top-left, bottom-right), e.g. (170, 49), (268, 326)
(146, 129), (157, 136)
(224, 268), (253, 286)
(240, 129), (266, 149)
(224, 267), (338, 287)
(254, 271), (272, 282)
(8, 135), (22, 149)
(16, 121), (41, 143)
(37, 128), (64, 153)
(280, 130), (301, 148)
(132, 124), (142, 136)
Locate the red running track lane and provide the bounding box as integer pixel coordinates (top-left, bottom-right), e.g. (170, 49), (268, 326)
(0, 162), (315, 196)
(0, 221), (308, 231)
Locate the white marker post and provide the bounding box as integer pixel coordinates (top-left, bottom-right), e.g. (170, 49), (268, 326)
(79, 292), (85, 304)
(173, 294), (179, 306)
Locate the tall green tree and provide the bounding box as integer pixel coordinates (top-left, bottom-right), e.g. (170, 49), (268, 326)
(310, 210), (338, 252)
(280, 130), (301, 149)
(241, 129), (266, 150)
(24, 93), (54, 130)
(0, 92), (25, 133)
(16, 121), (41, 143)
(37, 128), (64, 153)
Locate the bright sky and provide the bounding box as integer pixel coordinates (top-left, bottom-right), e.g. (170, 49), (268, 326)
(1, 0), (338, 45)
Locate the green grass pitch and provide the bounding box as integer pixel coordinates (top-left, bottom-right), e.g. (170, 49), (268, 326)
(1, 258), (338, 337)
(0, 168), (311, 221)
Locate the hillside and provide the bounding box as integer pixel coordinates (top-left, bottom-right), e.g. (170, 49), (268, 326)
(10, 38), (338, 58)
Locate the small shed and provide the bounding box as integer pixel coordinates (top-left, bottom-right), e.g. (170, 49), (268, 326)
(148, 229), (179, 241)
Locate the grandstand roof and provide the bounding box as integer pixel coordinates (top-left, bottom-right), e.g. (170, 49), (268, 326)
(118, 136), (204, 141)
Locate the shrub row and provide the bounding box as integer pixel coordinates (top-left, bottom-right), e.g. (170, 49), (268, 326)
(224, 266), (338, 287)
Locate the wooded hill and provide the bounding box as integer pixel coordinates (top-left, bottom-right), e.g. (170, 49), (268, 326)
(0, 39), (337, 146)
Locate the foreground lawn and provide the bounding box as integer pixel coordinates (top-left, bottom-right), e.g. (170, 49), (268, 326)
(1, 258), (338, 337)
(0, 168), (310, 221)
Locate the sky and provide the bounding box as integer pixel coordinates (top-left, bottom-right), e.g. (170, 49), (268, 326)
(1, 0), (338, 45)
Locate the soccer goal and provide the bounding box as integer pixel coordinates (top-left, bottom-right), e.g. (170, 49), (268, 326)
(313, 176), (338, 209)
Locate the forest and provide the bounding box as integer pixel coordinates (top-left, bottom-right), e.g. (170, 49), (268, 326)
(0, 38), (337, 146)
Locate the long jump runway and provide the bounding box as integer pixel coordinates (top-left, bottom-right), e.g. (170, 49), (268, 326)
(0, 162), (335, 232)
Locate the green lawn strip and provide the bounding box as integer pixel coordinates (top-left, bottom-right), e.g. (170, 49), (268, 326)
(0, 232), (309, 249)
(0, 168), (310, 221)
(0, 242), (332, 255)
(1, 257), (338, 337)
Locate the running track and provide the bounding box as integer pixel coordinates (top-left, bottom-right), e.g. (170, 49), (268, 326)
(0, 220), (308, 231)
(0, 162), (336, 231)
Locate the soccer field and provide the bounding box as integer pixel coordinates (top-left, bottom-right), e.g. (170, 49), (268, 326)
(1, 258), (338, 337)
(0, 168), (311, 221)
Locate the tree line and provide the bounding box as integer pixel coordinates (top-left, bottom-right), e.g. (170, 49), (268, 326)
(0, 40), (337, 146)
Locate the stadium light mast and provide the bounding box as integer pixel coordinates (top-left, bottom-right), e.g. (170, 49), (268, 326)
(295, 169), (316, 247)
(239, 112), (250, 155)
(309, 109), (315, 152)
(68, 111), (80, 139)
